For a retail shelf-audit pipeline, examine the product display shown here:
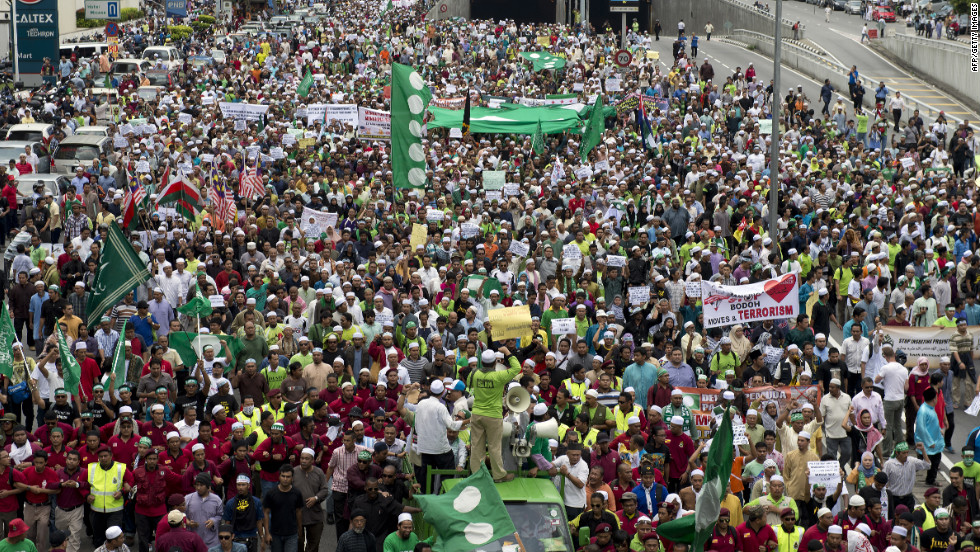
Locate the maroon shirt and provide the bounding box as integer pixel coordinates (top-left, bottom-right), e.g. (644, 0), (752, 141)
(736, 521), (777, 552)
(56, 467), (88, 509)
(664, 430), (696, 479)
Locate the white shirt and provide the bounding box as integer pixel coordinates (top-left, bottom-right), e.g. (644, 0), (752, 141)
(414, 396), (462, 455)
(876, 361), (909, 401)
(175, 419), (200, 441)
(842, 336), (870, 374)
(552, 455), (590, 508)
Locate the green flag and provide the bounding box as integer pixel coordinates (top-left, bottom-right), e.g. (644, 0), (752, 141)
(58, 326), (81, 396)
(177, 296), (213, 318)
(415, 466), (516, 551)
(518, 51), (566, 71)
(391, 63), (432, 189)
(297, 69), (314, 99)
(0, 302), (16, 377)
(580, 94), (605, 162)
(531, 119), (545, 155)
(104, 73), (112, 88)
(167, 331), (245, 372)
(86, 222), (152, 329)
(656, 407), (735, 552)
(382, 0), (393, 13)
(110, 321), (128, 385)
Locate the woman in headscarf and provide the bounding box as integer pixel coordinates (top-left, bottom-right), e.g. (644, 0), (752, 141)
(729, 324), (752, 361)
(846, 450), (882, 490)
(759, 400), (780, 432)
(851, 408), (884, 466)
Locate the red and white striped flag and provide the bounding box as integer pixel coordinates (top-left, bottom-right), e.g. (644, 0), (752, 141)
(239, 159), (264, 200)
(121, 168), (146, 229)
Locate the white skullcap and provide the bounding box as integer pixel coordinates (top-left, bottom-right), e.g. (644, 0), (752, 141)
(430, 380), (445, 395)
(691, 469), (704, 477)
(481, 350), (497, 364)
(166, 431), (180, 440)
(301, 448), (315, 457)
(627, 416), (641, 425)
(746, 409), (758, 416)
(548, 439), (558, 448)
(106, 527), (123, 540)
(770, 475), (784, 483)
(212, 405), (225, 415)
(192, 443), (205, 452)
(670, 416), (684, 425)
(857, 523), (872, 536)
(798, 431), (811, 440)
(671, 389), (683, 397)
(828, 525), (843, 535)
(397, 512), (413, 524)
(533, 403), (548, 416)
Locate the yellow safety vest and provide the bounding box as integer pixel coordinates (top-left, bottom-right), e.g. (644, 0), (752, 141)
(916, 505), (936, 531)
(235, 410), (262, 437)
(262, 402), (286, 422)
(87, 461), (126, 513)
(614, 405), (643, 436)
(564, 380), (589, 403)
(776, 525), (804, 552)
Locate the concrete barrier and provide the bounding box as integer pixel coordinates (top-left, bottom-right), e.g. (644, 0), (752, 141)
(426, 0), (470, 21)
(727, 29), (976, 128)
(650, 0), (803, 41)
(870, 34), (980, 115)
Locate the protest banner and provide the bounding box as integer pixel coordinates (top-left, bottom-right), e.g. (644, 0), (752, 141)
(628, 286), (649, 305)
(550, 318), (576, 335)
(357, 107), (391, 140)
(218, 102), (270, 121)
(483, 171), (506, 190)
(808, 461), (842, 489)
(692, 411), (715, 442)
(675, 384), (822, 412)
(701, 274), (799, 328)
(488, 305), (533, 341)
(306, 103), (359, 127)
(883, 325), (980, 367)
(300, 210), (337, 238)
(430, 97), (468, 109)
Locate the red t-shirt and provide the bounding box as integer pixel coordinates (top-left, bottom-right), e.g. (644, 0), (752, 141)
(0, 467), (26, 512)
(736, 521), (777, 552)
(108, 434), (139, 465)
(77, 357), (103, 402)
(23, 466), (61, 504)
(329, 396), (363, 422)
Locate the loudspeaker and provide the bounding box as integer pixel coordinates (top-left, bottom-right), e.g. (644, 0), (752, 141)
(532, 418), (560, 441)
(505, 386), (531, 413)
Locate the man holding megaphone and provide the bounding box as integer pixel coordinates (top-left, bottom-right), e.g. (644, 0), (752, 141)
(467, 346), (523, 482)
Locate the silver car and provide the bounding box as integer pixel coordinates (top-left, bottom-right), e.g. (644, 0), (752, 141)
(0, 141), (51, 174)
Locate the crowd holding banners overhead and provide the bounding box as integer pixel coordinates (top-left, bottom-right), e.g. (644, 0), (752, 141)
(0, 0), (976, 549)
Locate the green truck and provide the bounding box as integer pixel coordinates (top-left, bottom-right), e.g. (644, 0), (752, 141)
(415, 476), (575, 552)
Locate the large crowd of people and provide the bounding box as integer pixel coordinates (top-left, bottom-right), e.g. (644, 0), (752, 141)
(0, 0), (978, 552)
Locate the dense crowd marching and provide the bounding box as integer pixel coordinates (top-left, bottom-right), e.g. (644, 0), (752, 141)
(0, 0), (978, 552)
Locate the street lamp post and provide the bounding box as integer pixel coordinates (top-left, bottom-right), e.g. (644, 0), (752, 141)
(767, 0), (782, 236)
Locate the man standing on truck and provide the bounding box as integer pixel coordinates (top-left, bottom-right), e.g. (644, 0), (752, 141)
(467, 346), (522, 483)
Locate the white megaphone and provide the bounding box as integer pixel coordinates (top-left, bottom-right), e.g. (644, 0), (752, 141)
(531, 418), (560, 442)
(505, 386), (531, 413)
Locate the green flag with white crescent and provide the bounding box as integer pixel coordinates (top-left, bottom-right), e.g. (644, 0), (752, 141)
(0, 301), (16, 377)
(167, 331), (245, 372)
(655, 407), (735, 552)
(415, 466), (516, 551)
(58, 326), (81, 396)
(391, 63), (432, 189)
(177, 296), (213, 318)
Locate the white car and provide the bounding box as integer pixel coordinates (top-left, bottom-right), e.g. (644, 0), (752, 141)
(142, 46), (183, 71)
(73, 125), (110, 138)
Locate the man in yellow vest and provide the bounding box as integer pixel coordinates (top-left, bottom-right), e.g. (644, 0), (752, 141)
(87, 447), (133, 547)
(775, 507), (805, 552)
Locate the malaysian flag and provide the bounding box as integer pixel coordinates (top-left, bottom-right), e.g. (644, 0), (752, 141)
(121, 169), (146, 229)
(208, 167), (237, 222)
(239, 158), (264, 200)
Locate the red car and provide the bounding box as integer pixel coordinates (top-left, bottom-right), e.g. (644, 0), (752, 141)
(872, 7), (896, 21)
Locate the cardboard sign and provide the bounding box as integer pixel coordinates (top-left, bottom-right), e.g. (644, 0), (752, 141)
(550, 318), (576, 335)
(410, 223), (428, 250)
(900, 157), (915, 170)
(508, 241), (530, 257)
(483, 170), (505, 190)
(460, 223), (480, 239)
(628, 286), (650, 305)
(208, 295), (226, 308)
(376, 313), (394, 328)
(701, 274), (800, 329)
(426, 209), (445, 222)
(487, 305), (532, 341)
(562, 244), (582, 260)
(686, 282), (702, 298)
(808, 461), (842, 489)
(503, 183), (521, 197)
(606, 255), (626, 268)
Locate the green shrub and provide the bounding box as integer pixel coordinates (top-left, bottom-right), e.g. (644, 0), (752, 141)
(166, 25), (194, 41)
(76, 7), (144, 28)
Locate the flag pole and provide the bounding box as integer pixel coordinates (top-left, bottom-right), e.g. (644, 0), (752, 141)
(511, 532), (528, 552)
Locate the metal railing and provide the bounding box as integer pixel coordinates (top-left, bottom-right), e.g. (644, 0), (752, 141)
(886, 32), (973, 54)
(719, 0), (803, 30)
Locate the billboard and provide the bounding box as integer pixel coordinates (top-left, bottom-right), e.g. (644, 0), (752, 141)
(15, 0), (59, 87)
(165, 0), (187, 17)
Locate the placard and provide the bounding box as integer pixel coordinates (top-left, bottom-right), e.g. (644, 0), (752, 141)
(300, 209), (337, 238)
(685, 282), (702, 297)
(807, 461), (842, 489)
(357, 107), (391, 140)
(562, 244), (582, 260)
(411, 223), (428, 250)
(426, 210), (445, 222)
(574, 167), (592, 180)
(219, 102), (270, 121)
(508, 241), (530, 257)
(483, 170), (505, 191)
(550, 318), (576, 335)
(487, 305), (532, 341)
(882, 325), (980, 368)
(485, 191), (502, 203)
(460, 223), (480, 239)
(628, 286), (650, 305)
(503, 183), (521, 197)
(178, 113), (192, 125)
(270, 147), (285, 160)
(759, 120), (773, 135)
(605, 78), (622, 92)
(376, 313), (394, 327)
(733, 424), (749, 446)
(208, 295), (225, 308)
(136, 161), (151, 173)
(306, 103), (359, 127)
(298, 138), (315, 149)
(900, 157), (915, 170)
(764, 346), (784, 365)
(606, 255), (626, 268)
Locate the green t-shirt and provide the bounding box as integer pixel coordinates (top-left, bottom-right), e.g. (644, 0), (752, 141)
(954, 461), (980, 487)
(467, 356), (521, 418)
(383, 532), (434, 552)
(0, 539), (39, 552)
